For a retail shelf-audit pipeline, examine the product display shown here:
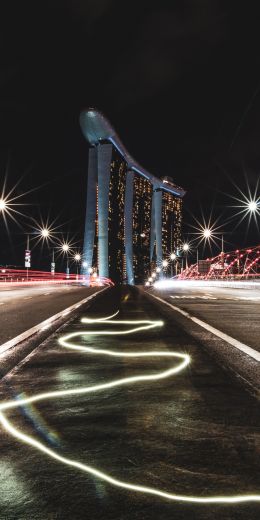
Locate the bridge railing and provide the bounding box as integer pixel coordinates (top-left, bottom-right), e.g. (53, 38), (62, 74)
(179, 245), (260, 280)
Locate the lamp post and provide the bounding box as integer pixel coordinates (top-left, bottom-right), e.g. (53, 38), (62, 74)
(182, 243), (190, 269)
(170, 252), (176, 277)
(162, 259), (168, 278)
(39, 228), (57, 275)
(61, 243), (70, 278)
(74, 253), (81, 279)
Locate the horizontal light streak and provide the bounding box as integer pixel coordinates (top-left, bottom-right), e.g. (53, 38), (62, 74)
(153, 279), (260, 289)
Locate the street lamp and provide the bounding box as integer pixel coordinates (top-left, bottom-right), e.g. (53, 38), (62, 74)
(247, 200), (258, 212)
(203, 228), (211, 239)
(60, 242), (71, 277)
(0, 198), (7, 212)
(41, 228), (50, 238)
(148, 276), (153, 283)
(152, 272), (156, 278)
(74, 253), (81, 278)
(170, 252), (177, 276)
(182, 243), (190, 269)
(62, 243), (69, 253)
(156, 266), (161, 273)
(162, 259), (168, 268)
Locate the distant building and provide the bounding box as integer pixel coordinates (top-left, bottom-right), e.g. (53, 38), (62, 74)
(161, 189), (182, 257)
(108, 147), (127, 283)
(80, 109), (185, 284)
(132, 175), (153, 284)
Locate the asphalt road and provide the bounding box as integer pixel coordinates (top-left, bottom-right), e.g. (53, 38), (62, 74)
(148, 282), (260, 394)
(0, 284), (101, 345)
(149, 283), (260, 353)
(0, 286), (259, 519)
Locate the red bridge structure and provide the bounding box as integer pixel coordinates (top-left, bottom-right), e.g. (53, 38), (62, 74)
(180, 245), (260, 280)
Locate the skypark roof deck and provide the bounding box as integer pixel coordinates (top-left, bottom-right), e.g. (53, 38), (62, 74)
(79, 108), (185, 198)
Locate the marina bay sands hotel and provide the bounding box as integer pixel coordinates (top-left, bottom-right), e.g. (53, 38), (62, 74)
(80, 109), (185, 284)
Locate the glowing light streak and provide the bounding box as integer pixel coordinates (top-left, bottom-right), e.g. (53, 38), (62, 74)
(0, 312), (259, 504)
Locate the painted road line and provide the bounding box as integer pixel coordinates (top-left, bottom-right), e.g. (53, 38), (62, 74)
(151, 294), (260, 362)
(0, 287), (109, 356)
(170, 296), (217, 300)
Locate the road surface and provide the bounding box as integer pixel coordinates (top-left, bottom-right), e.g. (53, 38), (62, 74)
(150, 282), (260, 350)
(0, 286), (259, 519)
(0, 283), (101, 345)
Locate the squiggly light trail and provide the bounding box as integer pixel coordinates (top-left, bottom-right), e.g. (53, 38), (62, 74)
(0, 311), (259, 504)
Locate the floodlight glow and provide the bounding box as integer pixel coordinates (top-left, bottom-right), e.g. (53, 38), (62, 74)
(152, 272), (156, 278)
(41, 228), (50, 238)
(148, 276), (153, 282)
(82, 261), (88, 268)
(203, 228), (211, 239)
(62, 243), (69, 252)
(162, 260), (168, 268)
(183, 243), (189, 252)
(156, 267), (161, 273)
(170, 253), (176, 260)
(248, 200), (258, 212)
(34, 224), (55, 244)
(227, 180), (260, 230)
(88, 267), (93, 274)
(0, 198), (7, 211)
(74, 254), (81, 262)
(189, 213), (223, 251)
(0, 311), (259, 504)
(0, 180), (29, 232)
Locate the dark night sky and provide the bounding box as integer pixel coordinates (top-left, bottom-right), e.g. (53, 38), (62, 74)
(1, 0), (260, 269)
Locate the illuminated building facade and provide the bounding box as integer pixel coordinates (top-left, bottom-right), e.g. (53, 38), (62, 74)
(132, 175), (153, 283)
(80, 109), (185, 284)
(108, 147), (127, 283)
(161, 190), (182, 257)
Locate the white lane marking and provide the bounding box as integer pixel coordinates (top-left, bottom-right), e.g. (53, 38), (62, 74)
(0, 287), (109, 356)
(170, 296), (217, 300)
(1, 313), (259, 504)
(151, 294), (260, 362)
